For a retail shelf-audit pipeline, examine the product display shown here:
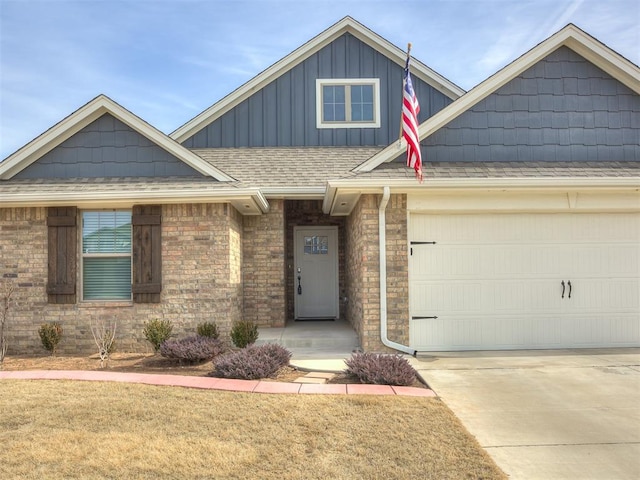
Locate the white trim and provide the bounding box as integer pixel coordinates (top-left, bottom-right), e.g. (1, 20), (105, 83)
(171, 16), (464, 143)
(315, 79), (381, 129)
(0, 187), (270, 214)
(324, 177), (640, 215)
(354, 24), (640, 173)
(0, 95), (234, 182)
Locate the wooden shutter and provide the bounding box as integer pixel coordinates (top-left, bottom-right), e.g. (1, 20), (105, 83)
(47, 206), (77, 304)
(132, 205), (162, 303)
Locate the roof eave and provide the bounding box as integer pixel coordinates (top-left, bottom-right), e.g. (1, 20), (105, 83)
(0, 187), (270, 215)
(325, 176), (640, 215)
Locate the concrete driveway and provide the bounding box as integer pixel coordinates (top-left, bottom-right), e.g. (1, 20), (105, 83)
(411, 348), (640, 480)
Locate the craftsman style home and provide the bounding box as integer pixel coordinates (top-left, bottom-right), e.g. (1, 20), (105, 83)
(1, 17), (638, 354)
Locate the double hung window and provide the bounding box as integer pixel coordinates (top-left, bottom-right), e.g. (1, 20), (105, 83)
(82, 211), (132, 301)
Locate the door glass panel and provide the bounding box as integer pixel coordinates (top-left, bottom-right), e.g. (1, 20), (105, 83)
(304, 236), (328, 255)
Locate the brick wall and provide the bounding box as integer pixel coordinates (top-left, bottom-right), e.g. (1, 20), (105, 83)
(345, 194), (409, 352)
(0, 203), (243, 355)
(241, 199), (286, 327)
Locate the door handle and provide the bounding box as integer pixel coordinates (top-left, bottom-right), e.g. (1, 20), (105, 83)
(297, 275), (302, 295)
(561, 280), (565, 299)
(567, 280), (572, 299)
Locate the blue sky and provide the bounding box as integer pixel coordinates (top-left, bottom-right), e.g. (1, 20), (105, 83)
(1, 0), (638, 160)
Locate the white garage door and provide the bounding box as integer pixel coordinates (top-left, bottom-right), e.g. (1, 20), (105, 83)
(409, 213), (640, 351)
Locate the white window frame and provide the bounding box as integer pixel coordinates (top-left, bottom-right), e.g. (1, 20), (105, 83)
(80, 209), (133, 302)
(316, 78), (381, 129)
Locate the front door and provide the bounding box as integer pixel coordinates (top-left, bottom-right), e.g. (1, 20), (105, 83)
(294, 226), (339, 319)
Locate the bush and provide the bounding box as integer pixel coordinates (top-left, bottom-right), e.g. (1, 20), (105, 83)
(160, 336), (226, 363)
(213, 343), (291, 380)
(90, 318), (117, 368)
(0, 279), (15, 365)
(143, 318), (173, 353)
(197, 321), (219, 339)
(38, 322), (63, 355)
(230, 320), (258, 348)
(344, 352), (417, 386)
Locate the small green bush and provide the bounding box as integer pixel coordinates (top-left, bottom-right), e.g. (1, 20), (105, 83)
(344, 352), (417, 386)
(143, 318), (173, 353)
(213, 343), (291, 380)
(196, 321), (219, 339)
(230, 320), (258, 348)
(160, 336), (226, 364)
(38, 322), (63, 355)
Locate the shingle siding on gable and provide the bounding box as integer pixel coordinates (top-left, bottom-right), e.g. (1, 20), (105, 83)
(182, 33), (454, 148)
(14, 114), (205, 179)
(422, 47), (639, 163)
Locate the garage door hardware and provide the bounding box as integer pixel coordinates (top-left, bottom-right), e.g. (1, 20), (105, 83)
(410, 241), (436, 255)
(412, 316), (438, 320)
(561, 280), (572, 299)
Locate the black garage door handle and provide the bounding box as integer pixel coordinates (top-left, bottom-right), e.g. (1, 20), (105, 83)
(561, 280), (565, 298)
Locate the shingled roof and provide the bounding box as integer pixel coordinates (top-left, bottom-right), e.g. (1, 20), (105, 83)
(193, 147), (383, 190)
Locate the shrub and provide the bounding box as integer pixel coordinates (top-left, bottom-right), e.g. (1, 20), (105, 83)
(196, 321), (219, 339)
(143, 318), (173, 353)
(344, 352), (417, 386)
(0, 279), (15, 365)
(213, 343), (291, 380)
(38, 322), (63, 356)
(90, 318), (117, 368)
(230, 320), (258, 348)
(160, 336), (226, 363)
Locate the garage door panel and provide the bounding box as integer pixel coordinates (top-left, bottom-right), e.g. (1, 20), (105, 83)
(409, 212), (640, 351)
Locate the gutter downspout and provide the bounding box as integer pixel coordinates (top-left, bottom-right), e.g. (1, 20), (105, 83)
(379, 186), (416, 356)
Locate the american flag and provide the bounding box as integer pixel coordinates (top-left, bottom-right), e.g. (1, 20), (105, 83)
(402, 54), (423, 183)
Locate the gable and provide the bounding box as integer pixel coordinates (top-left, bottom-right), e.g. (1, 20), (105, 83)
(182, 32), (454, 149)
(14, 113), (205, 179)
(417, 47), (639, 163)
(0, 95), (233, 181)
(356, 24), (640, 173)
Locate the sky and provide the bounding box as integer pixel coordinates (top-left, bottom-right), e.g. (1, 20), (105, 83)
(0, 0), (638, 160)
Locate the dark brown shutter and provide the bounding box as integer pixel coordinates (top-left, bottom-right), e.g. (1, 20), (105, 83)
(47, 206), (77, 304)
(132, 205), (162, 303)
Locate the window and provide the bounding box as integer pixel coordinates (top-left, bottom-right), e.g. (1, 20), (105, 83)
(316, 79), (380, 128)
(82, 210), (132, 301)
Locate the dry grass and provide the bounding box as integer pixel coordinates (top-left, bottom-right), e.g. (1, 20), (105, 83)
(0, 380), (506, 479)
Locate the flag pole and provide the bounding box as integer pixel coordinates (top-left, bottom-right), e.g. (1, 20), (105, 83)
(398, 42), (412, 146)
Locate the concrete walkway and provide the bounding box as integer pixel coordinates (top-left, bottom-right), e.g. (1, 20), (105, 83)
(410, 348), (640, 480)
(0, 369), (435, 397)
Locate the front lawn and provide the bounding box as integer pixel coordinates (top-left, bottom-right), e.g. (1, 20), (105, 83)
(0, 380), (506, 479)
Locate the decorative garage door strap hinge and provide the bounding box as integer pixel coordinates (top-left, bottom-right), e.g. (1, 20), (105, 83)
(412, 316), (438, 320)
(410, 241), (436, 255)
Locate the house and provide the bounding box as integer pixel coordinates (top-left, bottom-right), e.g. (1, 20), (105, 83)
(1, 17), (638, 354)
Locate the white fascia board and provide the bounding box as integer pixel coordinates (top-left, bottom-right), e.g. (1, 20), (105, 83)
(0, 187), (270, 214)
(170, 17), (464, 144)
(354, 24), (640, 173)
(0, 95), (234, 182)
(327, 176), (640, 192)
(261, 186), (326, 199)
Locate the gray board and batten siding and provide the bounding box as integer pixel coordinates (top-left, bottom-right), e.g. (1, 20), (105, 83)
(181, 32), (455, 149)
(395, 47), (639, 164)
(14, 114), (206, 179)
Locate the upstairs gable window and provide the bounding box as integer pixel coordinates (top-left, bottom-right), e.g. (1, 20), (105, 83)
(316, 79), (380, 128)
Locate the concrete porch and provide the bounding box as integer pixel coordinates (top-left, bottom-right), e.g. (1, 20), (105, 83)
(257, 319), (361, 371)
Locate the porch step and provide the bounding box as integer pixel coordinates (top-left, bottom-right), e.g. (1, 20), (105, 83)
(256, 320), (360, 356)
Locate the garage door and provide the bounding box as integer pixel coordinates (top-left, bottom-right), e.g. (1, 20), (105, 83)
(409, 213), (640, 351)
